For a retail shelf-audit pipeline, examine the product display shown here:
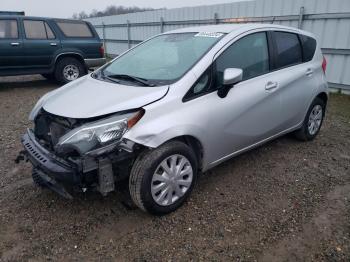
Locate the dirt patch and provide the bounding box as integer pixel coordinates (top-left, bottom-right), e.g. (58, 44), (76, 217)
(0, 75), (349, 261)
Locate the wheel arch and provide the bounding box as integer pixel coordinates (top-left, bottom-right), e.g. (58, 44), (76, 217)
(169, 135), (204, 171)
(54, 53), (87, 72)
(316, 92), (328, 106)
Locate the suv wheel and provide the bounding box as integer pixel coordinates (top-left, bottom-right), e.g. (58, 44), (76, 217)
(54, 57), (86, 84)
(295, 97), (326, 141)
(129, 141), (198, 215)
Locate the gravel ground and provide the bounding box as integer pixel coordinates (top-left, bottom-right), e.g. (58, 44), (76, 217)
(0, 75), (349, 261)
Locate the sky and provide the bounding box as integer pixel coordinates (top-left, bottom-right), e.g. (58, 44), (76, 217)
(1, 0), (246, 18)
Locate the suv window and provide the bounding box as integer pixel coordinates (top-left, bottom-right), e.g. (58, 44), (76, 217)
(56, 21), (93, 38)
(274, 31), (302, 69)
(300, 34), (316, 62)
(215, 32), (269, 85)
(45, 23), (55, 39)
(0, 20), (18, 39)
(24, 20), (55, 39)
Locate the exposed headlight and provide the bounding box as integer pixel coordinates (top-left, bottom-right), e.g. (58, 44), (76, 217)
(56, 110), (144, 154)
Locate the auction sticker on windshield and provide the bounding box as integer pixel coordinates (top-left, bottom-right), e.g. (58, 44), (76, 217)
(195, 32), (224, 38)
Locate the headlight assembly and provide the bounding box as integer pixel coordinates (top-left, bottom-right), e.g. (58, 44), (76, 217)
(56, 110), (144, 154)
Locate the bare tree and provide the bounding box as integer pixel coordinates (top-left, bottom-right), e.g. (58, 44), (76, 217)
(72, 5), (156, 19)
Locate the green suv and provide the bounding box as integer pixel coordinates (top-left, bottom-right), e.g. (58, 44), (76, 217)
(0, 14), (106, 83)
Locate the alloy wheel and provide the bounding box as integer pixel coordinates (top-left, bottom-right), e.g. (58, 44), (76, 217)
(308, 104), (323, 135)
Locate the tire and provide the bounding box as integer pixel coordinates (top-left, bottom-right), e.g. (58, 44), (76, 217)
(129, 141), (198, 215)
(54, 57), (86, 84)
(294, 97), (326, 141)
(32, 169), (46, 188)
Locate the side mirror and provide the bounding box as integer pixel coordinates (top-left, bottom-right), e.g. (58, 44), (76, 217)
(217, 68), (243, 98)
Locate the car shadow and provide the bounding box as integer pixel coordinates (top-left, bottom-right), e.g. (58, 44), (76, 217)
(0, 75), (61, 90)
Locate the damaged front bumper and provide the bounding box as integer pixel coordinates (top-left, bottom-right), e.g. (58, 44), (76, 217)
(18, 129), (135, 198)
(19, 129), (81, 198)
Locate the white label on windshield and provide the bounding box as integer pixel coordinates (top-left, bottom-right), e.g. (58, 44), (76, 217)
(195, 32), (224, 38)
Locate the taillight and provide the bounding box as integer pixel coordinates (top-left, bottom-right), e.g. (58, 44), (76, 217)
(99, 45), (105, 57)
(322, 56), (327, 74)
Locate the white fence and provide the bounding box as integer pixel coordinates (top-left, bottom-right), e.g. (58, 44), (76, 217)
(86, 0), (350, 92)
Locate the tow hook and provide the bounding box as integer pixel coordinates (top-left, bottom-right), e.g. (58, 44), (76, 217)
(15, 150), (27, 164)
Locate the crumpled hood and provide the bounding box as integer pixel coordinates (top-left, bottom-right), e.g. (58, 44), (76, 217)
(40, 75), (169, 119)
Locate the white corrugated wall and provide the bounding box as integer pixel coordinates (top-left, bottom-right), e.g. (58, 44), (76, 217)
(86, 0), (350, 91)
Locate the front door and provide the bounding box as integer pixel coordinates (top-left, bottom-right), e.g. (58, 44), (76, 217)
(185, 31), (285, 166)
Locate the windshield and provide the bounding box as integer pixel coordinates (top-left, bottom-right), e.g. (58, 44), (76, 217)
(101, 32), (225, 85)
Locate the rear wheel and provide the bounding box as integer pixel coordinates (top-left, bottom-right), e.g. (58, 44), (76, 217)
(294, 97), (326, 141)
(54, 57), (86, 84)
(129, 141), (198, 215)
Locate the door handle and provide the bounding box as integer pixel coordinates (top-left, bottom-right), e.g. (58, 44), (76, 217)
(265, 81), (278, 91)
(306, 68), (313, 76)
(50, 43), (57, 46)
(11, 42), (20, 46)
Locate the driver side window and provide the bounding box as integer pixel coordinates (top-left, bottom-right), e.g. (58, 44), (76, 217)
(215, 32), (270, 87)
(183, 32), (270, 102)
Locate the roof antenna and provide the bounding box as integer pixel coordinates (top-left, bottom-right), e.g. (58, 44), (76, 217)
(271, 16), (276, 24)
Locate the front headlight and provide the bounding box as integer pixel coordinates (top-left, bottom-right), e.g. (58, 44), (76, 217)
(56, 110), (144, 154)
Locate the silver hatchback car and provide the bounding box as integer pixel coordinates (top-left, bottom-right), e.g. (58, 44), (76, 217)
(19, 24), (328, 215)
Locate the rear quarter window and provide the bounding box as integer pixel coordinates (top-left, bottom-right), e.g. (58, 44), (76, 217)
(299, 34), (317, 62)
(56, 21), (93, 38)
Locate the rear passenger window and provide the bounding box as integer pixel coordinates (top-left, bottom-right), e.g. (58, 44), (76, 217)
(24, 20), (55, 39)
(45, 23), (55, 39)
(56, 21), (93, 38)
(300, 35), (316, 62)
(274, 31), (302, 69)
(0, 20), (18, 39)
(215, 32), (269, 83)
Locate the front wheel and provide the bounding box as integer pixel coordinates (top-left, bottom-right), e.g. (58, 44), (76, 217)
(129, 141), (198, 215)
(294, 97), (326, 141)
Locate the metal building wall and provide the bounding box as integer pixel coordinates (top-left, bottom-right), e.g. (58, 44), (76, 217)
(86, 0), (350, 91)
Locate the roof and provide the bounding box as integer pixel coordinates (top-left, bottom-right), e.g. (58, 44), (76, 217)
(166, 23), (303, 34)
(0, 15), (80, 22)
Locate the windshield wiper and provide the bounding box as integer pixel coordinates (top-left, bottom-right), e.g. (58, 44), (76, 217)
(107, 74), (155, 87)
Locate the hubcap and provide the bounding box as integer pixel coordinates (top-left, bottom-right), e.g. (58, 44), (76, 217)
(308, 104), (323, 135)
(63, 65), (79, 81)
(151, 154), (193, 206)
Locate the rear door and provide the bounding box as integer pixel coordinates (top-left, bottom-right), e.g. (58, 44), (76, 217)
(269, 31), (318, 129)
(22, 18), (60, 68)
(0, 18), (24, 70)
